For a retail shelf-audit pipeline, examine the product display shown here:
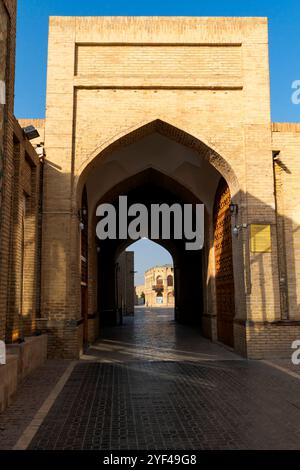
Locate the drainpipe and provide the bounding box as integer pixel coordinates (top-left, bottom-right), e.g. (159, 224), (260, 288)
(36, 148), (45, 321)
(273, 150), (289, 320)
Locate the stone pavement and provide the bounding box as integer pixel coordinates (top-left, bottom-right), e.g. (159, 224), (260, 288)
(0, 360), (71, 450)
(81, 307), (240, 363)
(1, 308), (300, 450)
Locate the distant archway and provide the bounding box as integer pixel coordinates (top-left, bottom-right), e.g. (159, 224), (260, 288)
(167, 275), (174, 287)
(119, 238), (174, 313)
(167, 291), (175, 305)
(94, 169), (203, 327)
(156, 292), (163, 305)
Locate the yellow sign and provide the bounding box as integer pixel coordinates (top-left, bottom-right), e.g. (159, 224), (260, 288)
(250, 224), (272, 253)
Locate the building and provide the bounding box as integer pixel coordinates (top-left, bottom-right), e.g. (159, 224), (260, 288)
(135, 285), (145, 305)
(144, 265), (175, 307)
(0, 0), (44, 343)
(0, 0), (17, 342)
(36, 17), (300, 358)
(0, 16), (300, 362)
(0, 0), (47, 412)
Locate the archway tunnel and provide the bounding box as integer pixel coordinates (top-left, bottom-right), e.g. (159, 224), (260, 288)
(78, 124), (240, 351)
(95, 169), (203, 328)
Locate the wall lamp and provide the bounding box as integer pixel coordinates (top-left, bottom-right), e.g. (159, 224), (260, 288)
(229, 203), (238, 215)
(233, 223), (247, 237)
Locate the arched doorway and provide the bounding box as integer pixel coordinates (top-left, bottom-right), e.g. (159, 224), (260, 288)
(95, 169), (203, 328)
(123, 237), (174, 317)
(72, 120), (243, 355)
(167, 291), (175, 305)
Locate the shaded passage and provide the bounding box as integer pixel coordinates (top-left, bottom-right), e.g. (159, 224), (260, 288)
(82, 308), (239, 363)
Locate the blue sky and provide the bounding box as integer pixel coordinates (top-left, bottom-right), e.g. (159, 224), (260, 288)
(14, 0), (300, 284)
(15, 0), (300, 121)
(126, 240), (173, 285)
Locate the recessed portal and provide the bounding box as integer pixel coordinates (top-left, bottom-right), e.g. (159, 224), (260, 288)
(77, 123), (240, 354)
(95, 169), (204, 329)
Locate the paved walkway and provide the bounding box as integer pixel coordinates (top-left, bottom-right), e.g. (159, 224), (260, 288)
(81, 307), (240, 363)
(0, 360), (71, 450)
(1, 308), (300, 450)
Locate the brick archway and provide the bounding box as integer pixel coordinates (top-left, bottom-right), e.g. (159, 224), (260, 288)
(75, 125), (244, 353)
(93, 168), (204, 328)
(39, 16), (292, 360)
(76, 119), (240, 208)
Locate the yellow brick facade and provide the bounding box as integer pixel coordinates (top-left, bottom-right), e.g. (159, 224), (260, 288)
(1, 16), (298, 360)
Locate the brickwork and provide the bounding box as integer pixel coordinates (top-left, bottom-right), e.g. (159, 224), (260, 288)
(3, 16), (299, 360)
(5, 119), (41, 342)
(272, 124), (300, 321)
(0, 0), (17, 341)
(0, 1), (42, 344)
(40, 17), (278, 358)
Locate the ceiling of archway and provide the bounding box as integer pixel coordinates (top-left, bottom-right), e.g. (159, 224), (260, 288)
(85, 132), (221, 215)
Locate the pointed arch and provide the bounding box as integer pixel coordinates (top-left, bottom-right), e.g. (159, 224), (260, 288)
(76, 119), (240, 205)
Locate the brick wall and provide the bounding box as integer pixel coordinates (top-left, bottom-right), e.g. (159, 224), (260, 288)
(32, 16), (299, 359)
(0, 3), (44, 345)
(0, 0), (17, 341)
(5, 118), (41, 342)
(272, 124), (300, 323)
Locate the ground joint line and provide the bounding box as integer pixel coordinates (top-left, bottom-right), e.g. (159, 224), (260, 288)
(13, 361), (77, 450)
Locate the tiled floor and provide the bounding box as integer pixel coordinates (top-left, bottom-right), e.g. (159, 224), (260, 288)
(0, 360), (71, 450)
(2, 308), (300, 450)
(27, 359), (300, 450)
(81, 308), (240, 363)
(27, 309), (300, 450)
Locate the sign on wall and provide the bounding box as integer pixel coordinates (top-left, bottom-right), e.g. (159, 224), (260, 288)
(250, 224), (272, 253)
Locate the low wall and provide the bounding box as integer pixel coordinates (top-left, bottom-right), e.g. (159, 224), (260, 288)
(0, 335), (48, 412)
(246, 321), (300, 359)
(0, 355), (18, 413)
(7, 334), (48, 382)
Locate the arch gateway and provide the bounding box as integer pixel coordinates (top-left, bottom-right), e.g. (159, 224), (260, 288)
(36, 16), (300, 359)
